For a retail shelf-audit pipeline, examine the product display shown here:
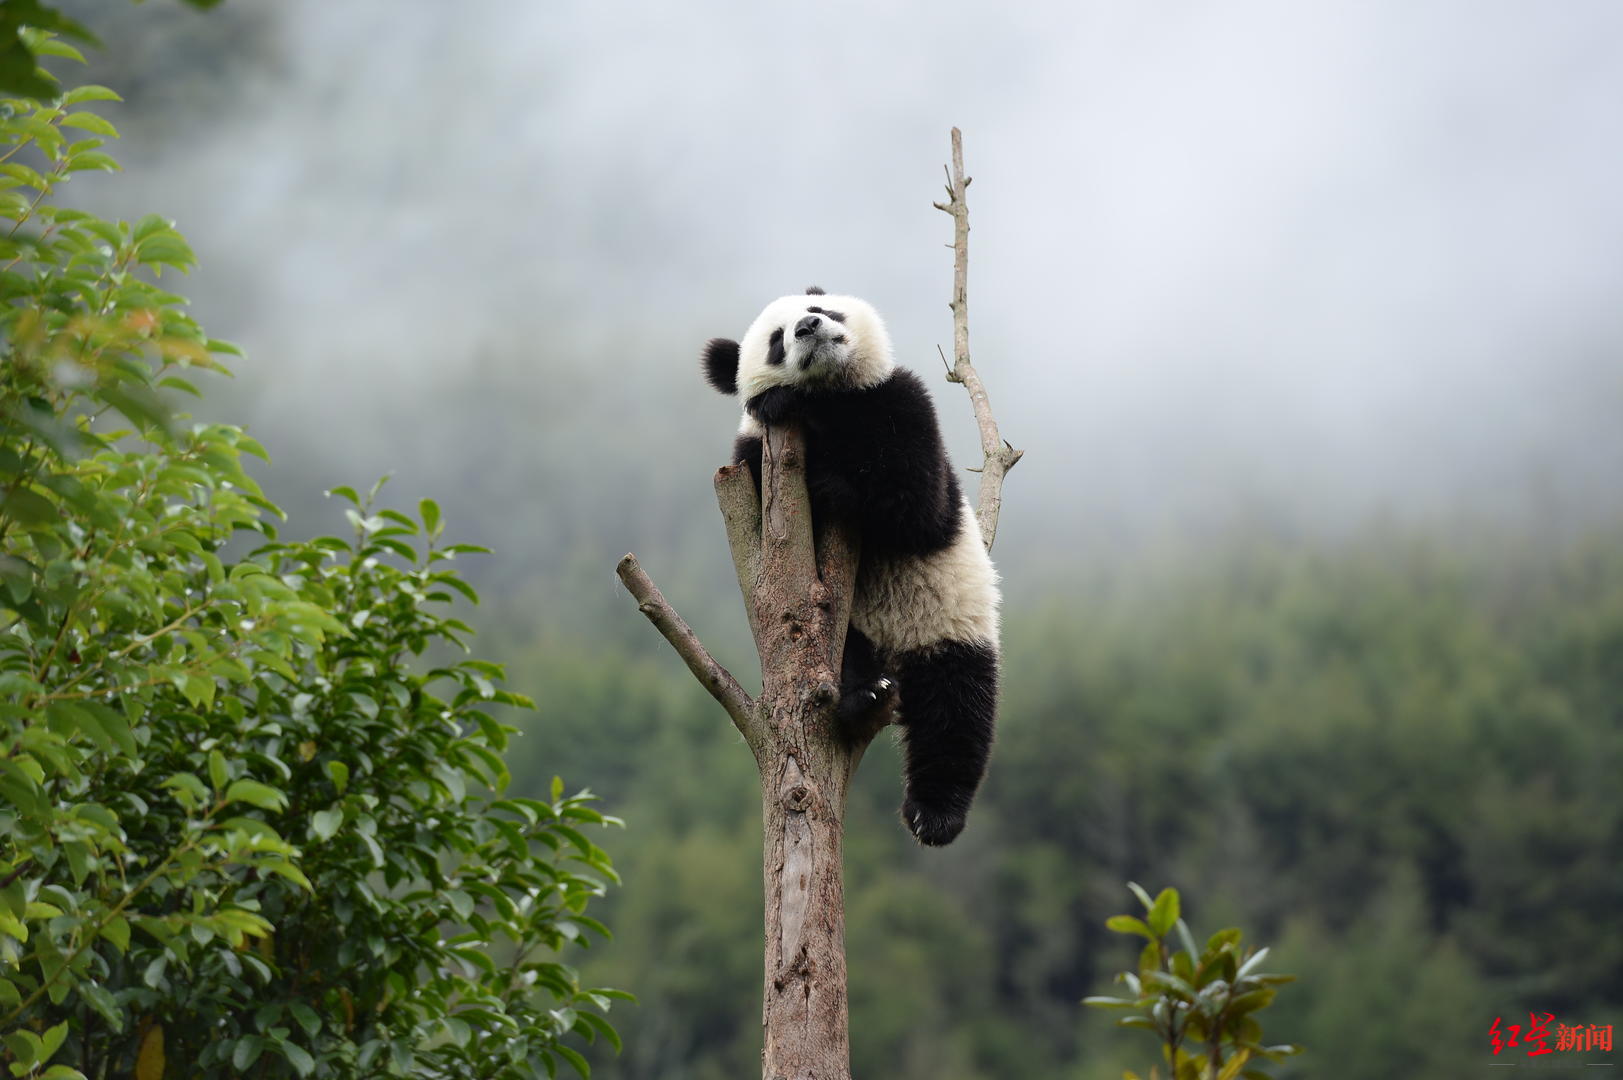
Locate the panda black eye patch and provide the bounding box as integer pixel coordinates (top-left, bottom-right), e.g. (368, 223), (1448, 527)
(806, 306), (846, 323)
(766, 327), (786, 366)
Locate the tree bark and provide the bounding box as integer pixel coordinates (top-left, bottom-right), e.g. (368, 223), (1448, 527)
(623, 426), (866, 1079)
(720, 426), (864, 1079)
(617, 128), (1018, 1080)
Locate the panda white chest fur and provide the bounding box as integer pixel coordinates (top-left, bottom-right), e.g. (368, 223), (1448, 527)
(700, 287), (1000, 847)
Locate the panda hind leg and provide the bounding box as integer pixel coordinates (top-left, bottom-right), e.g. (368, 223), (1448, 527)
(893, 640), (998, 846)
(836, 628), (894, 740)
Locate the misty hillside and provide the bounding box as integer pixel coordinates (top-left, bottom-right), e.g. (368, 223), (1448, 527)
(33, 2), (1623, 1077)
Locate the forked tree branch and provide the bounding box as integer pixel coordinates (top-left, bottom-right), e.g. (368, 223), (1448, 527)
(934, 125), (1023, 551)
(615, 553), (756, 740)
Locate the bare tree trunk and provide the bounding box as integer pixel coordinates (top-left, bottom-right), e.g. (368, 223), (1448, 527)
(729, 426), (861, 1079)
(624, 425), (867, 1079)
(617, 129), (1017, 1079)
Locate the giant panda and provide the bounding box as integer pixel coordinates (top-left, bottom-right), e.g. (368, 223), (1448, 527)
(700, 287), (999, 846)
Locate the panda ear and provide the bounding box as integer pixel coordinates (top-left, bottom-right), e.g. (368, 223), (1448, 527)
(701, 338), (740, 395)
(805, 285), (825, 295)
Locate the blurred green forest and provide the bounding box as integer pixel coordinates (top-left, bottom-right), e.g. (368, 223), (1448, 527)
(496, 527), (1623, 1079)
(43, 3), (1623, 1077)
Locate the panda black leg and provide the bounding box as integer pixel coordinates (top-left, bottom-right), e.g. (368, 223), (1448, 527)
(893, 640), (998, 846)
(836, 628), (893, 739)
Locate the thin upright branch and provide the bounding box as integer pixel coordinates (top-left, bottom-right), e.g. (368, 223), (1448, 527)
(934, 126), (1023, 551)
(615, 553), (756, 740)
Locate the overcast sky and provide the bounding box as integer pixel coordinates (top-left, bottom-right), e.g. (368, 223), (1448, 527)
(77, 0), (1623, 574)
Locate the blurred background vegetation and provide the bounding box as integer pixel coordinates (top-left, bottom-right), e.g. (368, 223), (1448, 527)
(30, 0), (1623, 1076)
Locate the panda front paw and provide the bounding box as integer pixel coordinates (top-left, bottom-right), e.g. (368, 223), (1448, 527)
(838, 675), (894, 730)
(747, 386), (802, 426)
(901, 798), (967, 847)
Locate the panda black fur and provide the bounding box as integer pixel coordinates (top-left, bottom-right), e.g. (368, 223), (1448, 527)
(701, 287), (1000, 846)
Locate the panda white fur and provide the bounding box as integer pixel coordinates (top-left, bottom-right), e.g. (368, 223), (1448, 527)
(700, 287), (999, 846)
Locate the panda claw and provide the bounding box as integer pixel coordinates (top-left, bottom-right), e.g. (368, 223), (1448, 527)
(838, 674), (896, 727)
(900, 798), (966, 846)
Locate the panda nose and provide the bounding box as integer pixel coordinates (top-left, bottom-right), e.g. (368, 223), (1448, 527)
(794, 314), (820, 338)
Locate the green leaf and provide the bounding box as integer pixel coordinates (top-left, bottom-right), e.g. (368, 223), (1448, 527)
(224, 779), (287, 812)
(208, 750), (229, 792)
(232, 1037), (264, 1071)
(48, 701), (108, 752)
(554, 1044), (590, 1079)
(39, 1020), (68, 1064)
(97, 383), (173, 434)
(63, 150), (120, 173)
(59, 112), (116, 137)
(33, 38), (85, 63)
(63, 85), (122, 104)
(38, 1066), (87, 1080)
(446, 888), (474, 920)
(100, 915), (130, 954)
(577, 1011), (622, 1054)
(1229, 988), (1277, 1016)
(4, 1028), (43, 1069)
(1216, 1050), (1252, 1080)
(1147, 887), (1180, 937)
(420, 497), (442, 537)
(1142, 969), (1197, 1000)
(1175, 918), (1199, 961)
(2, 486), (58, 527)
(289, 1003), (321, 1039)
(280, 1041), (315, 1078)
(310, 807), (343, 842)
(1106, 915), (1154, 939)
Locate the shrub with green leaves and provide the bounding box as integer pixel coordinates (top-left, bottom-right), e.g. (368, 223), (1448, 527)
(1084, 884), (1299, 1080)
(0, 45), (625, 1080)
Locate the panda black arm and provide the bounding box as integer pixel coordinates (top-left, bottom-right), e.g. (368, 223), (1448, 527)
(745, 385), (806, 427)
(820, 370), (961, 556)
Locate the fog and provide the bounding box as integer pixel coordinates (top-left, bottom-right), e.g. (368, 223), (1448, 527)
(71, 0), (1623, 582)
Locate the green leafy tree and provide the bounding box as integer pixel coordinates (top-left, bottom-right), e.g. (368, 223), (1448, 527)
(1085, 884), (1299, 1080)
(0, 1), (224, 102)
(0, 47), (625, 1080)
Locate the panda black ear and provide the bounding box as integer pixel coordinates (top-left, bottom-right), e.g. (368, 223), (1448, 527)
(805, 285), (825, 295)
(702, 338), (740, 395)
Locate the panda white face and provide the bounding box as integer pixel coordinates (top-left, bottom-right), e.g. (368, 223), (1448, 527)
(735, 292), (894, 400)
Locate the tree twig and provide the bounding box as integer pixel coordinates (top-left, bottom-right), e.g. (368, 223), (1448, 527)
(935, 126), (1023, 551)
(615, 553), (757, 741)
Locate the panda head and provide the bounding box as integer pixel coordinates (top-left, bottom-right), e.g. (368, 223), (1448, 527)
(702, 286), (895, 400)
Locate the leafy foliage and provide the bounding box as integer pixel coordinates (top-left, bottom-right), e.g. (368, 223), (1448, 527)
(1085, 884), (1299, 1080)
(0, 2), (224, 101)
(0, 54), (624, 1080)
